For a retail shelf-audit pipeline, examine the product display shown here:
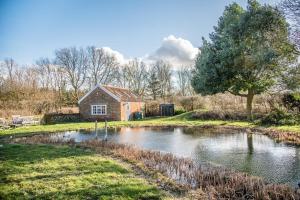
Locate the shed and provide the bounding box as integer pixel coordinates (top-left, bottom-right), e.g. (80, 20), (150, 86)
(159, 104), (174, 116)
(78, 85), (143, 121)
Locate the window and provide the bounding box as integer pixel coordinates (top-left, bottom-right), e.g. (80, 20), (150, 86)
(91, 105), (107, 115)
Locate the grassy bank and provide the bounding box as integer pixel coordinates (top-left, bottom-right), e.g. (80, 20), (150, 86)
(0, 144), (167, 200)
(11, 136), (300, 200)
(0, 112), (299, 137)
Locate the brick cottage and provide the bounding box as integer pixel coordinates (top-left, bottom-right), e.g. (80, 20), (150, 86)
(78, 85), (143, 121)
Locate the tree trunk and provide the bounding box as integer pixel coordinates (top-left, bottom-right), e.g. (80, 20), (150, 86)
(246, 90), (254, 121)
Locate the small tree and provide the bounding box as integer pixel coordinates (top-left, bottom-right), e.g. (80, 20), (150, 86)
(192, 0), (296, 120)
(147, 69), (161, 100)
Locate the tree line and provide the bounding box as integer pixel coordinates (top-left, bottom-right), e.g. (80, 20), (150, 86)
(0, 46), (195, 111)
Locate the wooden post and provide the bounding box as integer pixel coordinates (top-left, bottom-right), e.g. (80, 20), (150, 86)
(95, 120), (98, 137)
(104, 120), (108, 141)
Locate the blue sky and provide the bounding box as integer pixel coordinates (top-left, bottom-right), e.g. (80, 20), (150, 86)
(0, 0), (280, 64)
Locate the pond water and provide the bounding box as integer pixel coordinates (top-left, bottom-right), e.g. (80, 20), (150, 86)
(50, 127), (300, 186)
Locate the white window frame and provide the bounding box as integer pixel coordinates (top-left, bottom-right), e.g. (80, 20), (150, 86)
(91, 104), (107, 115)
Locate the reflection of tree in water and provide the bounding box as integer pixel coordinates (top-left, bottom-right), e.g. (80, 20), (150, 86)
(144, 127), (176, 132)
(182, 126), (239, 138)
(247, 134), (253, 154)
(192, 143), (211, 165)
(238, 134), (254, 173)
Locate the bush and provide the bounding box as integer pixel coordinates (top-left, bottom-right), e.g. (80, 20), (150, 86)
(282, 93), (300, 113)
(179, 96), (205, 111)
(144, 101), (160, 117)
(260, 108), (300, 125)
(174, 109), (186, 115)
(191, 110), (249, 121)
(42, 113), (81, 124)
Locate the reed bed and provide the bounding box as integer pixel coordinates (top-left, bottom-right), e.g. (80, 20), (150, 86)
(265, 129), (300, 145)
(13, 135), (300, 200)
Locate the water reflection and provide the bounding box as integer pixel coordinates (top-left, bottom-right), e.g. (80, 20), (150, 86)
(50, 127), (300, 186)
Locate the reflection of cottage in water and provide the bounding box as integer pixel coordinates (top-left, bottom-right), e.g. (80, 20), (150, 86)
(78, 85), (143, 121)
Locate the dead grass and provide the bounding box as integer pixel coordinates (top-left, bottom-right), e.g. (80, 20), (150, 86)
(12, 135), (300, 200)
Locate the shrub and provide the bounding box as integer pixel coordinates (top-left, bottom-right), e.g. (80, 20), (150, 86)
(144, 101), (160, 117)
(192, 110), (251, 121)
(282, 93), (300, 113)
(174, 109), (186, 115)
(179, 96), (205, 111)
(260, 108), (299, 125)
(42, 113), (81, 124)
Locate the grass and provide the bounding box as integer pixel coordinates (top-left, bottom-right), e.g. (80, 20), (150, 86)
(11, 136), (300, 200)
(0, 144), (166, 200)
(0, 111), (299, 137)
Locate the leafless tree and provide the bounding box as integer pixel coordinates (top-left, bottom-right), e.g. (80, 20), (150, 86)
(55, 47), (88, 102)
(86, 46), (119, 86)
(280, 0), (300, 50)
(3, 58), (16, 84)
(23, 66), (39, 91)
(51, 65), (67, 110)
(177, 66), (194, 96)
(116, 65), (128, 88)
(155, 60), (172, 100)
(145, 60), (172, 100)
(36, 58), (52, 89)
(121, 59), (148, 96)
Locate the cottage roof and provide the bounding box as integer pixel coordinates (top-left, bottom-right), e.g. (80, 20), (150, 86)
(78, 84), (142, 104)
(102, 85), (142, 102)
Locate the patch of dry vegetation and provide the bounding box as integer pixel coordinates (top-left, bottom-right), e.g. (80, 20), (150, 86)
(12, 135), (300, 200)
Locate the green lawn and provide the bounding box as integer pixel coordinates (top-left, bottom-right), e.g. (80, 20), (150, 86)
(0, 112), (299, 137)
(0, 144), (165, 200)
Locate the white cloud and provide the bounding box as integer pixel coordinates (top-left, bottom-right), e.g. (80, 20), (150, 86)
(148, 35), (200, 68)
(98, 47), (129, 65)
(95, 35), (199, 68)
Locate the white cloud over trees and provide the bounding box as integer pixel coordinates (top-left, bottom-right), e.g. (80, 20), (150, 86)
(148, 35), (200, 68)
(97, 35), (199, 68)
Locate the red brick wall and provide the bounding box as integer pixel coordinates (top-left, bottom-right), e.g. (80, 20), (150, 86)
(79, 87), (121, 121)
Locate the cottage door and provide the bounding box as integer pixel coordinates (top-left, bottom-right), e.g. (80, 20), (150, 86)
(124, 102), (131, 121)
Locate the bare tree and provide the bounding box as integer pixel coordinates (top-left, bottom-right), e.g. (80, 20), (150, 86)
(36, 58), (52, 89)
(55, 47), (88, 102)
(155, 60), (172, 100)
(146, 60), (172, 100)
(3, 58), (16, 84)
(121, 59), (148, 96)
(177, 66), (194, 96)
(51, 65), (67, 111)
(280, 0), (300, 50)
(86, 46), (119, 86)
(116, 65), (128, 88)
(23, 66), (39, 91)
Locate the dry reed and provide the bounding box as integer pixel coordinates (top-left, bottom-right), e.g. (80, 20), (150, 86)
(12, 135), (300, 200)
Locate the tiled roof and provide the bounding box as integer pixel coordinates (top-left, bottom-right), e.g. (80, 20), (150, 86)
(102, 85), (142, 102)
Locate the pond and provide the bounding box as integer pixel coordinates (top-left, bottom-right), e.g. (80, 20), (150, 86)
(50, 127), (300, 186)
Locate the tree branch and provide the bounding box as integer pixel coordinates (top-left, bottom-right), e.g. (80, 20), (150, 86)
(228, 90), (248, 97)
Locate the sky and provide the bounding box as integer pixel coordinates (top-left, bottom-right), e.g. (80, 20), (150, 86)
(0, 0), (280, 66)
